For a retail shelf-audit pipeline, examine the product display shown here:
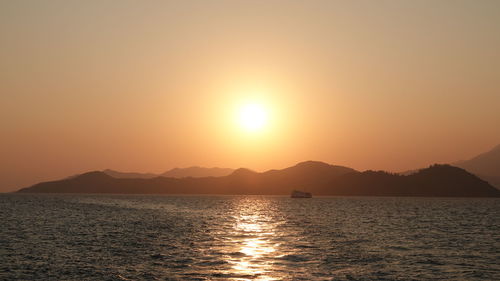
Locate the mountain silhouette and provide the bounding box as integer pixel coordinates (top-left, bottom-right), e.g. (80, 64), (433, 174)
(103, 169), (158, 179)
(322, 164), (498, 197)
(102, 167), (234, 179)
(455, 144), (500, 188)
(17, 161), (499, 197)
(160, 167), (234, 178)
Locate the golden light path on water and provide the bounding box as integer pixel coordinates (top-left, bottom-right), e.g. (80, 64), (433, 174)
(230, 215), (275, 279)
(223, 198), (285, 280)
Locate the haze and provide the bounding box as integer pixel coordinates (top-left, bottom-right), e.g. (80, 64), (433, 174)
(1, 0), (499, 192)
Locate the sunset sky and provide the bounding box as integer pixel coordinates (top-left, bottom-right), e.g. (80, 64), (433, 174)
(1, 0), (499, 192)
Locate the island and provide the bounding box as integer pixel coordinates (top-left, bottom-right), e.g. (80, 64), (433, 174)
(17, 161), (500, 197)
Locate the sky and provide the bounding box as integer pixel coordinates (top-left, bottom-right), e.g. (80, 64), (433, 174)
(1, 0), (499, 192)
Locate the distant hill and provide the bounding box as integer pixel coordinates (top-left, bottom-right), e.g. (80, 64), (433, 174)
(17, 162), (499, 197)
(103, 169), (158, 179)
(102, 167), (234, 179)
(455, 144), (500, 189)
(160, 167), (234, 178)
(322, 164), (499, 197)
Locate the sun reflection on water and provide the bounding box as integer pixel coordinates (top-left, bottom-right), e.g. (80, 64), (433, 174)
(224, 199), (282, 280)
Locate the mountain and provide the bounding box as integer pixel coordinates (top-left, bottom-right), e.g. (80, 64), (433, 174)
(103, 169), (158, 179)
(17, 162), (499, 197)
(160, 167), (234, 178)
(455, 144), (500, 188)
(322, 164), (499, 197)
(101, 167), (234, 179)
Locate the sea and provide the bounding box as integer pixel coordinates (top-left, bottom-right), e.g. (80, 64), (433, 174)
(1, 194), (499, 280)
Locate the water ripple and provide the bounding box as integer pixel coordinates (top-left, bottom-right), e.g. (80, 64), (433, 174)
(1, 194), (499, 280)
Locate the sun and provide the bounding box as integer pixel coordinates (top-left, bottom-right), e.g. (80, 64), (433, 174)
(238, 103), (268, 132)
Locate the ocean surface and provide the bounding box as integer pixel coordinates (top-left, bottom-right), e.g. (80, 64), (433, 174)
(1, 194), (499, 280)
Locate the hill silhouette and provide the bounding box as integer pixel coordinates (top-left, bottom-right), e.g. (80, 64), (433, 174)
(160, 167), (234, 178)
(17, 161), (499, 197)
(102, 167), (234, 179)
(455, 144), (500, 188)
(103, 169), (158, 179)
(321, 165), (498, 197)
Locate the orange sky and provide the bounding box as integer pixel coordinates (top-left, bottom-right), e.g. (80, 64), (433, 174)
(1, 0), (499, 192)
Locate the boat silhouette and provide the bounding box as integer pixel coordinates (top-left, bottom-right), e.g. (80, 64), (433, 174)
(291, 190), (312, 198)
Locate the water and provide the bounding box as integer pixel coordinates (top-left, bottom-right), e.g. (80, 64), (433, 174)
(1, 194), (499, 280)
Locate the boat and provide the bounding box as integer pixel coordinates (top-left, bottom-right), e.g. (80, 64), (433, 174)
(291, 190), (312, 198)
